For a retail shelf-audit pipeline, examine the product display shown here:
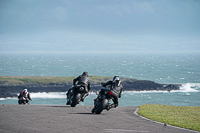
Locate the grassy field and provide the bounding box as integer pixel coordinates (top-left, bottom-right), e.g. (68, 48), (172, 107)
(0, 76), (112, 85)
(138, 104), (200, 132)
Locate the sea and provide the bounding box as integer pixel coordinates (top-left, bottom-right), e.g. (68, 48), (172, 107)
(0, 51), (200, 106)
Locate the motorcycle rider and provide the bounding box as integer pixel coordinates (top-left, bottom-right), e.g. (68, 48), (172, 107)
(66, 72), (91, 104)
(18, 88), (32, 104)
(99, 76), (123, 110)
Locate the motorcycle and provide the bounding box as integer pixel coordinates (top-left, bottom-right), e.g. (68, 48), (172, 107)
(18, 97), (29, 105)
(67, 84), (88, 107)
(92, 85), (114, 114)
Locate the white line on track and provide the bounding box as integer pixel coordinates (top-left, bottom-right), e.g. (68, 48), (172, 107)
(104, 129), (149, 132)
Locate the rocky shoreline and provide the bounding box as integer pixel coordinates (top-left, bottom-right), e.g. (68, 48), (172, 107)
(0, 77), (180, 98)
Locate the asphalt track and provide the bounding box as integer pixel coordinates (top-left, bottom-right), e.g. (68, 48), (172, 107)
(0, 104), (198, 133)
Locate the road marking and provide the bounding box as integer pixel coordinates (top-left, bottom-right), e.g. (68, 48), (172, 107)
(104, 129), (149, 132)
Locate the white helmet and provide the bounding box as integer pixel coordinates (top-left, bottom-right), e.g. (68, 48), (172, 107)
(113, 76), (120, 81)
(23, 89), (27, 93)
(113, 76), (121, 86)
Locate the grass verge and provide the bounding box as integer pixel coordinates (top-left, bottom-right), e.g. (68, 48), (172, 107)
(137, 104), (200, 132)
(0, 76), (112, 85)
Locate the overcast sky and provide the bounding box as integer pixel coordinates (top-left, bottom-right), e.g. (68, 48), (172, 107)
(0, 0), (200, 52)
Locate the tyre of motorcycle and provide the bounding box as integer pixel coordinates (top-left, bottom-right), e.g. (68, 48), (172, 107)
(95, 99), (108, 114)
(18, 100), (26, 104)
(71, 93), (81, 107)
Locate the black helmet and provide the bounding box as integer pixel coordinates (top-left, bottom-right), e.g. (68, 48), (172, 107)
(113, 76), (120, 81)
(82, 71), (88, 76)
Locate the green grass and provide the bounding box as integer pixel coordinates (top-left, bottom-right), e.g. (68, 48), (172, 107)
(138, 104), (200, 132)
(0, 76), (112, 85)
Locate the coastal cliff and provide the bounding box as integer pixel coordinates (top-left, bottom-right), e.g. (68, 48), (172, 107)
(0, 76), (180, 98)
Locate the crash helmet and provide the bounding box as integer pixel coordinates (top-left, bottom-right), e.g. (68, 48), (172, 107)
(113, 76), (121, 86)
(113, 76), (120, 81)
(82, 71), (88, 76)
(23, 88), (28, 93)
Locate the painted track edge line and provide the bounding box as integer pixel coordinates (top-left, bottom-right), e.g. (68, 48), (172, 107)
(134, 107), (200, 133)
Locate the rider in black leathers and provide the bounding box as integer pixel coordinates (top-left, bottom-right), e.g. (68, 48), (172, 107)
(66, 72), (91, 104)
(99, 76), (123, 110)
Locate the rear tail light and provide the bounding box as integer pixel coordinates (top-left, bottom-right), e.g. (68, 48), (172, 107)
(108, 91), (113, 96)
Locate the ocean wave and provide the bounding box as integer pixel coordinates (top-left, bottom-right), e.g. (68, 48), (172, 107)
(2, 84), (199, 99)
(0, 97), (17, 100)
(178, 83), (200, 92)
(30, 92), (98, 99)
(123, 83), (200, 94)
(122, 90), (170, 94)
(0, 98), (6, 100)
(30, 92), (67, 99)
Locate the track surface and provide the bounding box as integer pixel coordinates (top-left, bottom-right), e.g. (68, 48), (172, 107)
(0, 104), (197, 133)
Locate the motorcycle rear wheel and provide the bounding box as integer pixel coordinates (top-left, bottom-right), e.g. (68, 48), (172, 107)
(71, 93), (81, 107)
(95, 99), (108, 114)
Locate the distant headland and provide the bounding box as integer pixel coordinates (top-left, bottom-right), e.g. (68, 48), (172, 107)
(0, 76), (180, 98)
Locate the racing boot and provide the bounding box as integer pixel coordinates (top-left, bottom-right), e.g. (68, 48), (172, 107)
(66, 98), (70, 105)
(106, 103), (111, 111)
(106, 104), (116, 111)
